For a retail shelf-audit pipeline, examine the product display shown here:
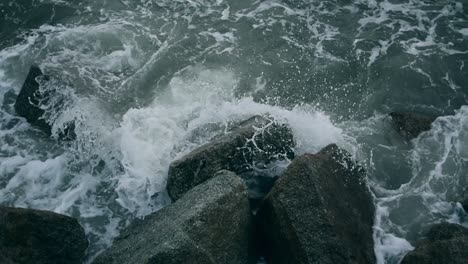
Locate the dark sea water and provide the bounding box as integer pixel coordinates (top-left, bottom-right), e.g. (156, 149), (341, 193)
(0, 0), (467, 263)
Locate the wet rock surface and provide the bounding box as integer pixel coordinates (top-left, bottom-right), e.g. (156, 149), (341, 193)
(94, 170), (255, 264)
(167, 115), (294, 201)
(0, 207), (88, 264)
(401, 223), (468, 264)
(14, 65), (52, 134)
(389, 112), (437, 140)
(257, 144), (376, 264)
(460, 186), (468, 212)
(14, 65), (76, 139)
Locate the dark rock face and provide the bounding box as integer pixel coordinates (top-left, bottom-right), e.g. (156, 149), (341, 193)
(257, 144), (376, 264)
(460, 187), (468, 212)
(14, 66), (76, 140)
(95, 170), (255, 264)
(401, 223), (468, 264)
(14, 65), (52, 135)
(167, 115), (295, 201)
(0, 207), (88, 264)
(389, 112), (437, 140)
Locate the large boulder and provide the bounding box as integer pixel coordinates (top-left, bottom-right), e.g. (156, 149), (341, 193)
(401, 223), (468, 264)
(167, 115), (294, 201)
(257, 144), (376, 264)
(0, 207), (88, 264)
(389, 112), (437, 140)
(94, 170), (255, 264)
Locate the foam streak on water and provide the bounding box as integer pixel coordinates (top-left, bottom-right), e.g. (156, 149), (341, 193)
(0, 0), (468, 263)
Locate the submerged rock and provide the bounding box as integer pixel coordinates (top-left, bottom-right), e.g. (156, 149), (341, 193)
(257, 144), (375, 264)
(401, 223), (468, 264)
(0, 207), (88, 264)
(14, 65), (76, 139)
(389, 112), (437, 140)
(460, 187), (468, 212)
(14, 65), (52, 134)
(95, 170), (255, 264)
(167, 115), (294, 201)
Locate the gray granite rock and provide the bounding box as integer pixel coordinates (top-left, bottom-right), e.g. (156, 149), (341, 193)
(94, 170), (255, 264)
(258, 144), (376, 264)
(167, 115), (294, 201)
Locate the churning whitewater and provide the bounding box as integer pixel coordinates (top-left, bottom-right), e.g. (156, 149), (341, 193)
(0, 0), (467, 263)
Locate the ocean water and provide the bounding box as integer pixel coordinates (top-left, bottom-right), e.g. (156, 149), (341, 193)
(0, 0), (467, 263)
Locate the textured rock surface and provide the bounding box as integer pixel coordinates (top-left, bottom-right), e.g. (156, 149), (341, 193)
(94, 170), (255, 264)
(0, 207), (88, 264)
(401, 223), (468, 264)
(258, 144), (376, 264)
(389, 112), (437, 140)
(167, 115), (294, 201)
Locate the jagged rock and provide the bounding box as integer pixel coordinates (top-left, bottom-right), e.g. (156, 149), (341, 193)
(389, 112), (437, 140)
(0, 207), (88, 264)
(94, 170), (255, 264)
(401, 223), (468, 264)
(167, 115), (295, 201)
(14, 65), (76, 139)
(257, 144), (376, 264)
(14, 65), (52, 134)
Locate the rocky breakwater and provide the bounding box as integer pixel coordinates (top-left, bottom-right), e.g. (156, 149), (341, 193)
(96, 115), (377, 264)
(0, 207), (88, 264)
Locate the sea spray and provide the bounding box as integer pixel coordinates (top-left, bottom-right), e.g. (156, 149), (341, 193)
(0, 0), (467, 263)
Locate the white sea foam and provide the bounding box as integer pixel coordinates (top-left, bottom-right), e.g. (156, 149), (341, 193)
(114, 66), (347, 216)
(460, 28), (468, 36)
(0, 1), (467, 263)
(370, 106), (468, 264)
(374, 202), (414, 264)
(355, 0), (468, 64)
(1, 61), (348, 259)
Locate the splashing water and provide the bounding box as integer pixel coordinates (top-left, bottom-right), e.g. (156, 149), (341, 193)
(0, 0), (467, 263)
